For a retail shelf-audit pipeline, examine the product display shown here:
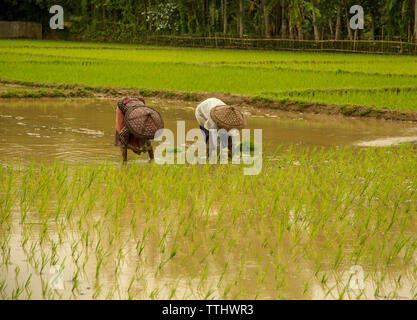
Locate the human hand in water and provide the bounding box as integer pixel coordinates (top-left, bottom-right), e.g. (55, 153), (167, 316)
(128, 144), (144, 155)
(128, 143), (153, 159)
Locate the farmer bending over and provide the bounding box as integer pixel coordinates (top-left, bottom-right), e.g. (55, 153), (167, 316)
(115, 96), (164, 163)
(195, 98), (246, 158)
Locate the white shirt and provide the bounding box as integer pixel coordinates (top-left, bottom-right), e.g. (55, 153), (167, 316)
(195, 98), (227, 130)
(195, 98), (239, 158)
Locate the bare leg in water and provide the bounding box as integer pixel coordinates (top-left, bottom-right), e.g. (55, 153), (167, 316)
(121, 145), (128, 164)
(146, 140), (154, 160)
(121, 141), (154, 164)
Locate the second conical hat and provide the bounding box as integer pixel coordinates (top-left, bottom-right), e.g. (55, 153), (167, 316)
(210, 105), (246, 129)
(125, 106), (164, 139)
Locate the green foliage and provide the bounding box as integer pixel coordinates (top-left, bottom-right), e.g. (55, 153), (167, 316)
(1, 0), (416, 41)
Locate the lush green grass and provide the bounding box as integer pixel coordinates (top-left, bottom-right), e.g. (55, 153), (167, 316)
(1, 39), (417, 111)
(1, 145), (416, 299)
(267, 88), (417, 111)
(3, 39), (416, 63)
(231, 60), (417, 76)
(2, 56), (417, 95)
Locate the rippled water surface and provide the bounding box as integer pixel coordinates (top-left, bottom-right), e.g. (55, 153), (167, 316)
(1, 98), (416, 163)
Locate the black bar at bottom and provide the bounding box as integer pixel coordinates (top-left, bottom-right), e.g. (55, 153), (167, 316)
(1, 300), (413, 319)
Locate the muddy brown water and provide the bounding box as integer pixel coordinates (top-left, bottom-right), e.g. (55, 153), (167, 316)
(0, 98), (416, 163)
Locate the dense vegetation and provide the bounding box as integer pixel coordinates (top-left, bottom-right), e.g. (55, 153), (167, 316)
(2, 0), (417, 43)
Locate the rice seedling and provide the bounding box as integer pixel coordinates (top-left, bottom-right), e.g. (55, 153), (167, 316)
(0, 139), (416, 299)
(0, 279), (7, 299)
(150, 287), (160, 300)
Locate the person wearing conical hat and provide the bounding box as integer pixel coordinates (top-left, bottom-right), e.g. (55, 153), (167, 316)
(115, 96), (164, 163)
(195, 98), (246, 158)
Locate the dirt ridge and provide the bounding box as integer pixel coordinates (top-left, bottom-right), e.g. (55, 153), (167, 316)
(1, 78), (417, 122)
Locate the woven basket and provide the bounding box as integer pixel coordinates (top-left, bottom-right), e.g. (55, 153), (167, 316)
(210, 105), (246, 129)
(125, 106), (164, 139)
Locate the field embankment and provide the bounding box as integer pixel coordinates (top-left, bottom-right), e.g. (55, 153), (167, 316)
(1, 78), (417, 122)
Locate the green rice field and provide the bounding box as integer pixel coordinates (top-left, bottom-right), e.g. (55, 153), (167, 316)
(1, 39), (417, 111)
(1, 145), (416, 299)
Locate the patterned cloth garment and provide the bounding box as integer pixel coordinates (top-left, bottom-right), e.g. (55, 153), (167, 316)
(116, 97), (147, 147)
(118, 96), (145, 114)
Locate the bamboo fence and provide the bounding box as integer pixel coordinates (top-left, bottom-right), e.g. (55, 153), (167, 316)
(136, 35), (417, 55)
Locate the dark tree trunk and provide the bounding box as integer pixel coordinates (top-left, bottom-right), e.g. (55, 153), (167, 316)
(371, 14), (375, 40)
(263, 1), (270, 38)
(202, 0), (207, 34)
(311, 0), (319, 40)
(211, 0), (216, 33)
(335, 1), (342, 40)
(194, 4), (200, 34)
(345, 4), (352, 40)
(414, 0), (417, 42)
(289, 11), (294, 39)
(281, 0), (287, 38)
(223, 0), (228, 35)
(329, 19), (334, 39)
(239, 0), (244, 38)
(297, 23), (303, 40)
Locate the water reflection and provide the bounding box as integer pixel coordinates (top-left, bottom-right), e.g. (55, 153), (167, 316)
(0, 98), (416, 163)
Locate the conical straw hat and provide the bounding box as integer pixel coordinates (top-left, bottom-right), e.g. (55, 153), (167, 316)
(210, 105), (246, 129)
(125, 106), (164, 139)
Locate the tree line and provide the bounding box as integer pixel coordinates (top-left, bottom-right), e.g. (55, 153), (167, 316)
(2, 0), (417, 43)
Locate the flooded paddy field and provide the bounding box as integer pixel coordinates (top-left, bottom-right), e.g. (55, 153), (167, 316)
(0, 98), (416, 300)
(1, 98), (416, 163)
